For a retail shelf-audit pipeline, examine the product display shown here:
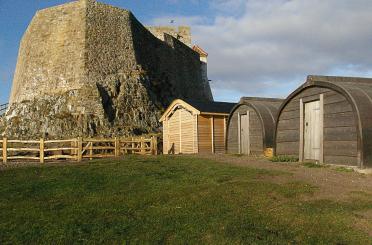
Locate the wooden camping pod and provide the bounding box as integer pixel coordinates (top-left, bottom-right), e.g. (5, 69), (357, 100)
(160, 99), (235, 154)
(226, 97), (283, 155)
(275, 75), (372, 168)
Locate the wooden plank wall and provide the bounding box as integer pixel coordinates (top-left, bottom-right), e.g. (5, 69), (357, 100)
(163, 108), (196, 154)
(163, 120), (168, 154)
(180, 109), (195, 154)
(167, 110), (181, 154)
(164, 110), (228, 155)
(249, 110), (264, 154)
(323, 91), (357, 164)
(227, 105), (263, 154)
(198, 115), (213, 153)
(276, 87), (358, 165)
(194, 115), (198, 153)
(213, 116), (225, 153)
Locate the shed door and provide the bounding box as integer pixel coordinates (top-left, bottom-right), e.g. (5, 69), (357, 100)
(240, 113), (250, 154)
(304, 100), (320, 160)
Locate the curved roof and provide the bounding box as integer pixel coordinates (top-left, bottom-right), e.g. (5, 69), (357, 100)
(227, 97), (283, 148)
(276, 75), (372, 168)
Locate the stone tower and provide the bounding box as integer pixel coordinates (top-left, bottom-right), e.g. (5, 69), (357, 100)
(147, 26), (192, 47)
(5, 0), (213, 138)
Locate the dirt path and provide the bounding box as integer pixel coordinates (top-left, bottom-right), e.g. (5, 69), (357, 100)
(198, 154), (372, 235)
(197, 154), (372, 201)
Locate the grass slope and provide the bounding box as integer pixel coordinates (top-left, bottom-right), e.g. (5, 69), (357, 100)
(0, 156), (371, 244)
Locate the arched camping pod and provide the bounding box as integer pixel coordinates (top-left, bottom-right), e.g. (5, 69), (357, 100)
(226, 97), (283, 155)
(275, 75), (372, 168)
(160, 99), (235, 154)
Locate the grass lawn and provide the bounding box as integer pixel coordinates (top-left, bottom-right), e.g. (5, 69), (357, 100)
(0, 155), (371, 244)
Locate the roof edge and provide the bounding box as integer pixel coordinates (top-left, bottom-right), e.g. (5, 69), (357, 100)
(308, 75), (372, 84)
(159, 99), (200, 122)
(240, 97), (284, 103)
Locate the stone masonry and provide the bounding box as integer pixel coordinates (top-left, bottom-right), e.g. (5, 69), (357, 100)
(147, 26), (192, 47)
(4, 0), (213, 139)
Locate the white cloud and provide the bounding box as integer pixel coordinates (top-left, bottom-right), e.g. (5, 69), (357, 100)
(157, 0), (372, 101)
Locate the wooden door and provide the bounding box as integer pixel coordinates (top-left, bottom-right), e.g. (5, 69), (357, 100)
(240, 113), (250, 154)
(304, 100), (321, 160)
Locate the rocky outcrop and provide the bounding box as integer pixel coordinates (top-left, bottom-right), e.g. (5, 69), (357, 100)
(5, 0), (212, 139)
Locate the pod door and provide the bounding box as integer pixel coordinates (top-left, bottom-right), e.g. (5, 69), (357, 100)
(304, 100), (321, 160)
(239, 113), (250, 154)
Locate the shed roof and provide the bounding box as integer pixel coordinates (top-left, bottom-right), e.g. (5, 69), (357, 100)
(160, 99), (236, 121)
(276, 75), (372, 168)
(183, 99), (235, 114)
(227, 97), (284, 148)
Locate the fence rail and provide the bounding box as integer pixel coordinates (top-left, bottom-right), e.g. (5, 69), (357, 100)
(0, 136), (158, 164)
(0, 103), (8, 116)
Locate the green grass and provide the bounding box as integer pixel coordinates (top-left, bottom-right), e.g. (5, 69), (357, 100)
(0, 155), (371, 244)
(270, 155), (299, 162)
(334, 166), (355, 173)
(302, 162), (328, 168)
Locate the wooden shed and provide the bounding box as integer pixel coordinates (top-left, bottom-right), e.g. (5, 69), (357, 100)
(160, 99), (235, 154)
(275, 75), (372, 168)
(226, 97), (283, 155)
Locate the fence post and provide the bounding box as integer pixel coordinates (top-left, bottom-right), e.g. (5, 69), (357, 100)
(71, 139), (76, 157)
(77, 137), (82, 162)
(115, 137), (120, 157)
(89, 141), (93, 160)
(40, 138), (44, 164)
(152, 136), (158, 155)
(140, 137), (145, 154)
(2, 138), (7, 164)
(131, 137), (134, 154)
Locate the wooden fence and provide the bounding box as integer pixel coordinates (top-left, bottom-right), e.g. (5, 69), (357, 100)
(0, 136), (158, 164)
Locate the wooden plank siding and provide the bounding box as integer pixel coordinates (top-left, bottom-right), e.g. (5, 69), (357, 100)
(227, 105), (263, 155)
(161, 99), (233, 155)
(180, 109), (195, 154)
(198, 115), (213, 153)
(162, 120), (168, 154)
(163, 108), (196, 154)
(213, 116), (226, 153)
(167, 109), (181, 154)
(276, 87), (358, 165)
(163, 108), (229, 155)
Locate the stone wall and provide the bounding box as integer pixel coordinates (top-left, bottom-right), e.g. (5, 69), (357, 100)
(5, 0), (212, 139)
(9, 1), (87, 104)
(132, 17), (214, 105)
(147, 26), (191, 47)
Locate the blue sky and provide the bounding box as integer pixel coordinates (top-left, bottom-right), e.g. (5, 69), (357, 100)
(1, 0), (372, 103)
